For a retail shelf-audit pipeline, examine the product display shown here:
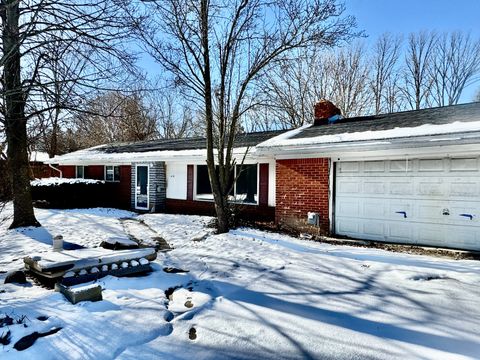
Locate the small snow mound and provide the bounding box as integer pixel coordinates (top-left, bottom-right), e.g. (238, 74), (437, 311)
(139, 258), (149, 265)
(130, 260), (139, 267)
(121, 262), (129, 269)
(31, 177), (104, 187)
(90, 267), (100, 274)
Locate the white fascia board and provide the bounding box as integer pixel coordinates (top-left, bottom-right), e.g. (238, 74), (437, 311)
(258, 132), (480, 160)
(45, 146), (274, 166)
(272, 142), (480, 162)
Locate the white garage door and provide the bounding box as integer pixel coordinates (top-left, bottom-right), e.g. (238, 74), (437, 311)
(335, 158), (480, 250)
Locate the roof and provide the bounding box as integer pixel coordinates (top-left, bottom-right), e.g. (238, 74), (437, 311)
(48, 130), (287, 164)
(99, 130), (286, 153)
(258, 102), (480, 150)
(293, 102), (480, 140)
(1, 149), (50, 163)
(49, 102), (480, 165)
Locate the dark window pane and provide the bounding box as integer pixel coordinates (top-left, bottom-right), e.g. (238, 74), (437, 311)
(114, 166), (120, 181)
(76, 166), (84, 179)
(196, 165), (212, 196)
(235, 164), (257, 203)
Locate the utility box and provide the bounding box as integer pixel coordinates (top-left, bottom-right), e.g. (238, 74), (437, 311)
(307, 212), (320, 226)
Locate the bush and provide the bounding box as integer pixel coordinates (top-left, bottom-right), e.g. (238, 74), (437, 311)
(31, 182), (110, 209)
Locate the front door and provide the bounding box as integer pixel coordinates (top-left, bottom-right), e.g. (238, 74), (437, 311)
(135, 165), (149, 210)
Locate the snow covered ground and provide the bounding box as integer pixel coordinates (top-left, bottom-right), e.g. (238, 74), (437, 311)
(1, 204), (480, 359)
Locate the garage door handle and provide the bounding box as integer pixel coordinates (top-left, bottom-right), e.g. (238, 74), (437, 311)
(459, 213), (473, 220)
(395, 211), (407, 218)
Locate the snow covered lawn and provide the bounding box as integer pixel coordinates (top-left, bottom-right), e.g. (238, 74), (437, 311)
(1, 204), (480, 359)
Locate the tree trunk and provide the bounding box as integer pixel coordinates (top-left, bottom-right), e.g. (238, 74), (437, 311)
(214, 195), (230, 234)
(2, 0), (40, 229)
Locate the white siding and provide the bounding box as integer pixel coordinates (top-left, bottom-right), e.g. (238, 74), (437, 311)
(166, 162), (187, 200)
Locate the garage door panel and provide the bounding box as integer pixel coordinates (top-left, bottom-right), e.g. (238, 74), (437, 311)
(336, 199), (359, 217)
(362, 221), (384, 237)
(449, 181), (478, 197)
(388, 223), (414, 242)
(335, 158), (480, 250)
(390, 182), (414, 195)
(364, 181), (385, 194)
(418, 159), (445, 172)
(336, 220), (359, 234)
(364, 161), (385, 172)
(418, 180), (445, 196)
(418, 204), (444, 220)
(450, 158), (478, 171)
(363, 201), (386, 218)
(337, 180), (361, 194)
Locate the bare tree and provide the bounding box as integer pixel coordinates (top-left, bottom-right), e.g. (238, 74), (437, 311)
(326, 44), (371, 116)
(370, 33), (402, 114)
(151, 91), (200, 139)
(430, 32), (480, 107)
(257, 48), (327, 129)
(402, 31), (437, 110)
(136, 0), (356, 232)
(28, 41), (93, 157)
(0, 0), (134, 228)
(74, 91), (157, 148)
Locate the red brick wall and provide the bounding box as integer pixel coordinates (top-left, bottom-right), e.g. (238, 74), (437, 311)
(276, 158), (330, 234)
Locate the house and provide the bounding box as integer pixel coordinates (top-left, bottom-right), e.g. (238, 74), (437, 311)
(46, 131), (283, 221)
(47, 101), (480, 251)
(1, 149), (53, 200)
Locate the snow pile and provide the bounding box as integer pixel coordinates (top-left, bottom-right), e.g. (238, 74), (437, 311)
(1, 206), (480, 359)
(31, 177), (104, 187)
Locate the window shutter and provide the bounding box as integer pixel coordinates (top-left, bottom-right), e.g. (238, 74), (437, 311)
(187, 165), (194, 200)
(259, 163), (269, 206)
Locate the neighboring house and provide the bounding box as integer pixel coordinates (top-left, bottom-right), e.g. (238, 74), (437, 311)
(1, 149), (53, 199)
(47, 101), (480, 251)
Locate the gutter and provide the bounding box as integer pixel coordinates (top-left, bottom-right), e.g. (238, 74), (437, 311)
(255, 131), (480, 157)
(48, 163), (63, 178)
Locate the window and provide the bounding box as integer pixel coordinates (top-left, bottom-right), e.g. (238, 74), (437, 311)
(105, 166), (120, 182)
(75, 165), (84, 179)
(195, 164), (257, 204)
(234, 164), (258, 204)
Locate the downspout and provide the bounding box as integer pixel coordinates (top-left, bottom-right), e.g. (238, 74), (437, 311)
(48, 163), (63, 178)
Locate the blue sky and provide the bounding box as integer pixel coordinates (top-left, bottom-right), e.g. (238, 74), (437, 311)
(346, 0), (480, 38)
(140, 1), (480, 103)
(345, 0), (480, 102)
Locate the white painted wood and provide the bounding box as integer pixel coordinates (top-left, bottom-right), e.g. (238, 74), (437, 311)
(166, 162), (187, 200)
(335, 158), (480, 250)
(268, 159), (276, 207)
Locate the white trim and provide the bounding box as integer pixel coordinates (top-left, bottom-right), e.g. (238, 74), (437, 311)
(328, 159), (334, 233)
(134, 164), (149, 210)
(193, 163), (260, 206)
(104, 165), (120, 182)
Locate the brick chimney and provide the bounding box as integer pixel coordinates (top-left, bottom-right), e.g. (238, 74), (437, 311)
(314, 99), (341, 125)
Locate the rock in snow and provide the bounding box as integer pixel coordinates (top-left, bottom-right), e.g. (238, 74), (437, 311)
(4, 270), (27, 285)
